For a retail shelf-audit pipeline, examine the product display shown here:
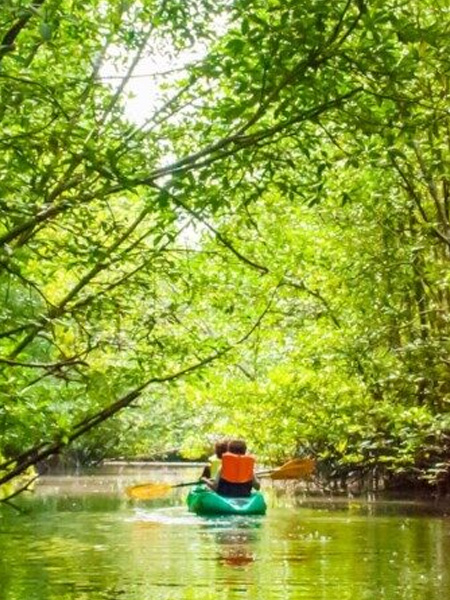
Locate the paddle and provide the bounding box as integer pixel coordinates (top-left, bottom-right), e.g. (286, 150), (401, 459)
(125, 480), (202, 500)
(125, 457), (315, 500)
(258, 457), (316, 480)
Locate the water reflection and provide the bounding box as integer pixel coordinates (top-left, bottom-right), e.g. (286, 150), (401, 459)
(131, 508), (261, 568)
(1, 466), (450, 600)
(202, 517), (262, 569)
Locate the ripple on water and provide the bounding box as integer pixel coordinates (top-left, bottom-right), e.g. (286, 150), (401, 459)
(129, 507), (265, 530)
(129, 507), (200, 526)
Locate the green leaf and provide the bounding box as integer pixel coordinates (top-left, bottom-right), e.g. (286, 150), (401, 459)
(226, 38), (246, 55)
(39, 22), (53, 41)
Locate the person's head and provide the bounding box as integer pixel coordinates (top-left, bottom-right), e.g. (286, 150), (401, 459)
(228, 439), (247, 455)
(215, 440), (229, 458)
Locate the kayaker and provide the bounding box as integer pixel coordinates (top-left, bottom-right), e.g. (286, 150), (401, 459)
(201, 439), (228, 480)
(205, 439), (261, 498)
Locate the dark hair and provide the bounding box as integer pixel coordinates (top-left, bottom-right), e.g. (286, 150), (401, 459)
(215, 440), (229, 458)
(228, 439), (247, 455)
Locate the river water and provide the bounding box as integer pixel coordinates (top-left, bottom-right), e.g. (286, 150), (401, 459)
(0, 464), (449, 600)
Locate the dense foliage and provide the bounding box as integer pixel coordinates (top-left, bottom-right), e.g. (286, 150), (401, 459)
(1, 0), (450, 500)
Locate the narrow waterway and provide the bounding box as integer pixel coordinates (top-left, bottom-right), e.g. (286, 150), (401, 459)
(0, 464), (449, 600)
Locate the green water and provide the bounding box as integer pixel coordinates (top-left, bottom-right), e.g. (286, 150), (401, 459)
(0, 466), (449, 600)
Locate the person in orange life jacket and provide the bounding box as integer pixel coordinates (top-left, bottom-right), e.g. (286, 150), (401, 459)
(205, 439), (261, 498)
(200, 439), (228, 480)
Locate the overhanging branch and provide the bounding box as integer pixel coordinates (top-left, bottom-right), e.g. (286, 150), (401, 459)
(0, 0), (46, 62)
(0, 287), (278, 490)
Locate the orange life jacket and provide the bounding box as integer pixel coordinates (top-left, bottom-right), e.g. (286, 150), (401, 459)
(220, 452), (255, 483)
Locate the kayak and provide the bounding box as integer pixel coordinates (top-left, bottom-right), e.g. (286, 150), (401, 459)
(187, 485), (267, 516)
(187, 486), (267, 516)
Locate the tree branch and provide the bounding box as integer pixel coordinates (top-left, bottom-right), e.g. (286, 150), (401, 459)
(0, 290), (278, 488)
(174, 197), (269, 274)
(0, 0), (46, 62)
(0, 356), (88, 369)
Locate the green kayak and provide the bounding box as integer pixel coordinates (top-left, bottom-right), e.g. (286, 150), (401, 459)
(187, 485), (267, 516)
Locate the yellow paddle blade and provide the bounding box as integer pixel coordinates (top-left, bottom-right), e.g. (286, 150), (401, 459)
(125, 482), (173, 500)
(269, 458), (316, 480)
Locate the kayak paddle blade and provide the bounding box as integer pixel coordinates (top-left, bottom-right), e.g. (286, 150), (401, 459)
(269, 458), (316, 480)
(125, 482), (172, 500)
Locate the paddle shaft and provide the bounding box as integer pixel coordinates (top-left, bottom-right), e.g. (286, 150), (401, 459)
(171, 480), (202, 488)
(126, 457), (315, 499)
(171, 469), (275, 487)
(173, 469), (273, 487)
(170, 461), (312, 487)
(167, 469), (268, 491)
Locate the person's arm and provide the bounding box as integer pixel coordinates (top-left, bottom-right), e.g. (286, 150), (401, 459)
(201, 466), (220, 490)
(201, 464), (211, 479)
(252, 473), (261, 490)
(210, 467), (221, 490)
